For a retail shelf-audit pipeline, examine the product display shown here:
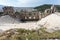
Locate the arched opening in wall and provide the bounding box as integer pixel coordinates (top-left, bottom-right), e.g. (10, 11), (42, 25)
(29, 16), (32, 19)
(33, 16), (36, 19)
(25, 17), (27, 19)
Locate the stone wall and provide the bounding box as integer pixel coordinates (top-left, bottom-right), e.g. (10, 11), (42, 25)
(3, 6), (15, 16)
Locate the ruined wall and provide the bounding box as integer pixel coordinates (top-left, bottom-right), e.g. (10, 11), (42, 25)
(3, 6), (15, 16)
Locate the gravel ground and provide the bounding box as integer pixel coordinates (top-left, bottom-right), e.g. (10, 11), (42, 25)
(0, 12), (60, 32)
(0, 15), (39, 31)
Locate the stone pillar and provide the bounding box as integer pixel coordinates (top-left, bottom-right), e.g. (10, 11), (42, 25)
(50, 5), (56, 13)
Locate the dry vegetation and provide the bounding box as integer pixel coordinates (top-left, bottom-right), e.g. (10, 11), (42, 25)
(0, 27), (59, 40)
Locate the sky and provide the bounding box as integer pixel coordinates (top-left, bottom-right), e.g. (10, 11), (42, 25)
(0, 0), (60, 7)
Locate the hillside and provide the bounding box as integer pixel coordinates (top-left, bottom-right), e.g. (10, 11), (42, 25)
(34, 4), (60, 12)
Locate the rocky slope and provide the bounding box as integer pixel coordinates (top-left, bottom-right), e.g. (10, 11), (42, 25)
(37, 12), (60, 32)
